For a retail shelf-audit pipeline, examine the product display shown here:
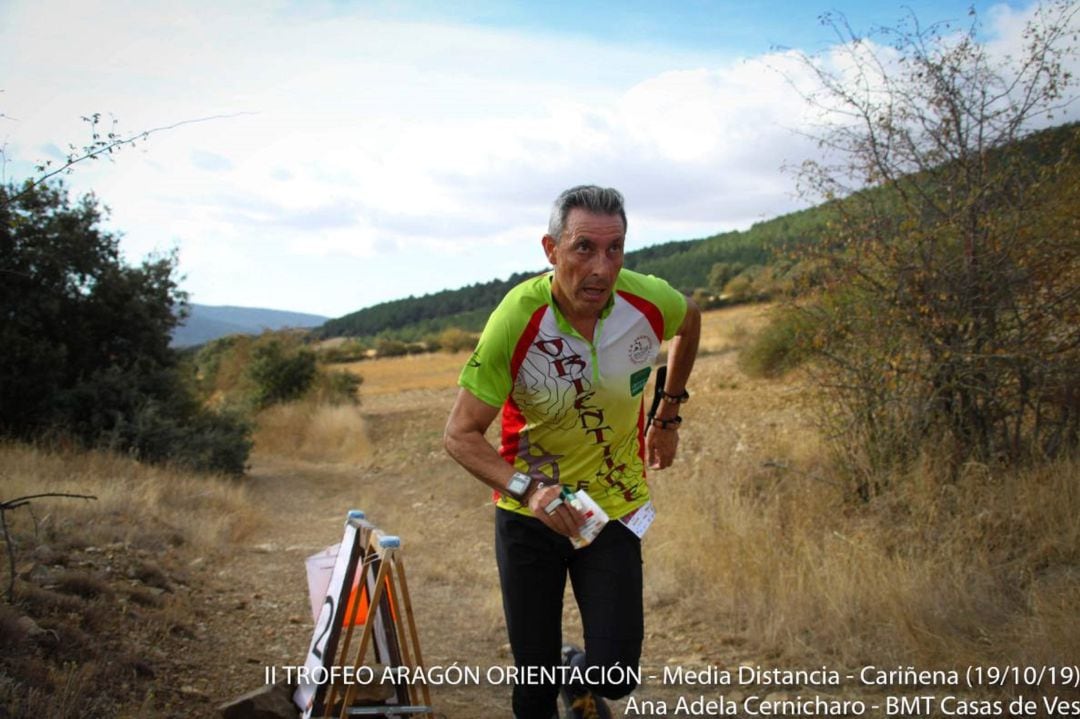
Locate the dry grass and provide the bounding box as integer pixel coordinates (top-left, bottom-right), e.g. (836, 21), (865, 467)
(247, 346), (421, 466)
(643, 305), (1080, 673)
(0, 441), (265, 718)
(657, 453), (1080, 669)
(338, 351), (471, 397)
(0, 442), (259, 550)
(252, 400), (372, 464)
(696, 302), (773, 356)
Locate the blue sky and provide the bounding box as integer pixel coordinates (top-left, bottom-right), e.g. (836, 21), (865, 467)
(328, 0), (1011, 53)
(1, 0), (1074, 317)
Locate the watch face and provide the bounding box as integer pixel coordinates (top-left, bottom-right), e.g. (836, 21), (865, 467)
(508, 472), (530, 499)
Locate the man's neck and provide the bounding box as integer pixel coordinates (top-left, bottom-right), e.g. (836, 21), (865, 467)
(550, 284), (600, 342)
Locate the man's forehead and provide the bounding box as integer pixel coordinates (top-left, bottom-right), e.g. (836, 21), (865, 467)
(564, 209), (626, 237)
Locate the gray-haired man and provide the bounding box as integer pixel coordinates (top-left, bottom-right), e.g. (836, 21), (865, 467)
(445, 185), (700, 718)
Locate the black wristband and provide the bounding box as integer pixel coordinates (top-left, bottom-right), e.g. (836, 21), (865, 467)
(661, 388), (690, 404)
(647, 415), (682, 430)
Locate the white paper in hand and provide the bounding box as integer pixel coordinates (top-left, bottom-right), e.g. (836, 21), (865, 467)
(566, 489), (609, 549)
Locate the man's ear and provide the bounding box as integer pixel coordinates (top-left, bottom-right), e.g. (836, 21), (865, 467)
(541, 235), (558, 266)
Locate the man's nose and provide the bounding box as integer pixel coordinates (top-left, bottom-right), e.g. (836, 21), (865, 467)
(589, 252), (619, 277)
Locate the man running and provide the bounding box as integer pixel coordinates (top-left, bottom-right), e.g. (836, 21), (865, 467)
(444, 185), (700, 719)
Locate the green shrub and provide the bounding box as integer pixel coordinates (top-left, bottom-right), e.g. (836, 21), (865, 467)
(248, 340), (317, 408)
(738, 308), (813, 378)
(310, 370), (362, 406)
(434, 327), (479, 353)
(317, 339), (369, 363)
(123, 401), (252, 475)
(374, 338), (409, 357)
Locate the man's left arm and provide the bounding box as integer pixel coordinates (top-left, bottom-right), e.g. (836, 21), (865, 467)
(646, 296), (701, 470)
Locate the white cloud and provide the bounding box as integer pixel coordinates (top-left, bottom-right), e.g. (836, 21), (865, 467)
(2, 0), (1075, 316)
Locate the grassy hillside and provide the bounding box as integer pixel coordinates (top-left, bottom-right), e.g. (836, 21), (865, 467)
(313, 206), (827, 342)
(623, 203), (828, 290)
(315, 272), (537, 341)
(315, 122), (1077, 344)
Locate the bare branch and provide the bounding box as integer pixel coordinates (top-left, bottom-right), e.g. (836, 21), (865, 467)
(1, 492), (98, 603)
(1, 111), (257, 208)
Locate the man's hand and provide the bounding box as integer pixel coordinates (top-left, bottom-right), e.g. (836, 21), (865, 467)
(645, 425), (679, 469)
(527, 482), (585, 538)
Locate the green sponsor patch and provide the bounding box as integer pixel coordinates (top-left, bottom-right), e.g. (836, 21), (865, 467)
(630, 366), (651, 396)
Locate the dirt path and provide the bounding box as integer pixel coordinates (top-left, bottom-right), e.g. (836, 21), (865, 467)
(183, 386), (513, 718)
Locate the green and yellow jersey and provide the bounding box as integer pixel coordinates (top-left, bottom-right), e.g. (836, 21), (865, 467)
(459, 269), (687, 520)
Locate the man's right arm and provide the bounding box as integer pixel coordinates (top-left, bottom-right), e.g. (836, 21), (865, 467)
(443, 388), (511, 490)
(443, 388), (582, 536)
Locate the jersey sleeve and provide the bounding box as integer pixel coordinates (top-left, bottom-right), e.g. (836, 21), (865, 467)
(458, 276), (547, 408)
(458, 311), (513, 408)
(656, 279), (688, 341)
(618, 270), (688, 340)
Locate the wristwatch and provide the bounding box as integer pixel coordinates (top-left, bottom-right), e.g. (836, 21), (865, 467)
(504, 471), (535, 501)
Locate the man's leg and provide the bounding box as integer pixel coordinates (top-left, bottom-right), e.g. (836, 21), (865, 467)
(496, 508), (572, 719)
(567, 521), (644, 700)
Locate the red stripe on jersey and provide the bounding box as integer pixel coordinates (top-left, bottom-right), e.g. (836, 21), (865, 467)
(500, 397), (527, 465)
(494, 305), (547, 502)
(493, 398), (529, 502)
(617, 290), (664, 340)
(637, 401), (647, 479)
(510, 305), (548, 379)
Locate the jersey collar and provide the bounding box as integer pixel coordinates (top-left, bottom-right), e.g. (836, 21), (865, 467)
(545, 271), (617, 338)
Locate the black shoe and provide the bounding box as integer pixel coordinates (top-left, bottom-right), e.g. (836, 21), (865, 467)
(559, 645), (612, 719)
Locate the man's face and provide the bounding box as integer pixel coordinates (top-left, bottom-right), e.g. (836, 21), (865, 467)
(542, 207), (625, 323)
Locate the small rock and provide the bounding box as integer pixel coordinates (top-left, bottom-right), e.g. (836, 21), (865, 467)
(33, 545), (60, 564)
(218, 681), (298, 719)
(132, 660), (156, 679)
(15, 615), (45, 638)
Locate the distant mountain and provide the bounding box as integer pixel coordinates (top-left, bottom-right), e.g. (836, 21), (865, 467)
(172, 304), (328, 348)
